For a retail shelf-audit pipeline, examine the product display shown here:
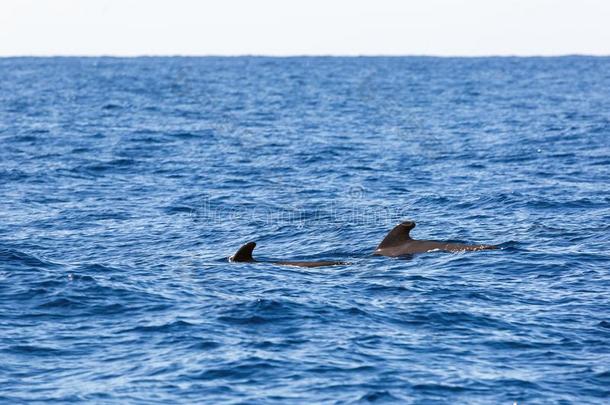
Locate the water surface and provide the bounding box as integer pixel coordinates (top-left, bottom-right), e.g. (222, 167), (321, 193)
(1, 57), (609, 403)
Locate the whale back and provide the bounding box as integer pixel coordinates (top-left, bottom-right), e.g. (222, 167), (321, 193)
(376, 221), (416, 249)
(229, 242), (351, 267)
(230, 241), (256, 262)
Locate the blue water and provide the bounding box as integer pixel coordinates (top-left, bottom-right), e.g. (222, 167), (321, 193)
(1, 57), (609, 404)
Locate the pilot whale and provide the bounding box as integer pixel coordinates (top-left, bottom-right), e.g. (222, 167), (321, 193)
(373, 221), (497, 257)
(229, 241), (350, 268)
(229, 220), (497, 267)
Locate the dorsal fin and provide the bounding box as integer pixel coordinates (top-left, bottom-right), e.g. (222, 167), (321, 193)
(376, 221), (416, 249)
(230, 242), (256, 262)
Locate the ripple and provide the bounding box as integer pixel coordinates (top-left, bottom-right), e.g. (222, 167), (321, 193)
(7, 344), (66, 356)
(124, 320), (196, 334)
(1, 56), (609, 404)
(0, 248), (59, 270)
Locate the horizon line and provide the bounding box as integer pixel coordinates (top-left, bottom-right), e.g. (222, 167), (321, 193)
(1, 53), (609, 59)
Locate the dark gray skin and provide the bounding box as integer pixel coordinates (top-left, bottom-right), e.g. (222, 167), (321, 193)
(373, 221), (497, 257)
(229, 242), (350, 268)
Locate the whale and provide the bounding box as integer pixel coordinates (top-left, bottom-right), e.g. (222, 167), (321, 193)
(373, 221), (497, 257)
(229, 241), (350, 267)
(229, 221), (497, 267)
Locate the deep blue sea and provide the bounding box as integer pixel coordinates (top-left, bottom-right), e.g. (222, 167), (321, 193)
(1, 57), (609, 404)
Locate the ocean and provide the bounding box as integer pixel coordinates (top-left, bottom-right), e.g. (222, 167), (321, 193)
(1, 56), (609, 403)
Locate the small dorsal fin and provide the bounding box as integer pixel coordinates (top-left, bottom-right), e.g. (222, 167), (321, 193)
(230, 242), (256, 262)
(376, 221), (415, 249)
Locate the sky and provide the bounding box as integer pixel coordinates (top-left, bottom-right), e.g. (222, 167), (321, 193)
(1, 0), (609, 56)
